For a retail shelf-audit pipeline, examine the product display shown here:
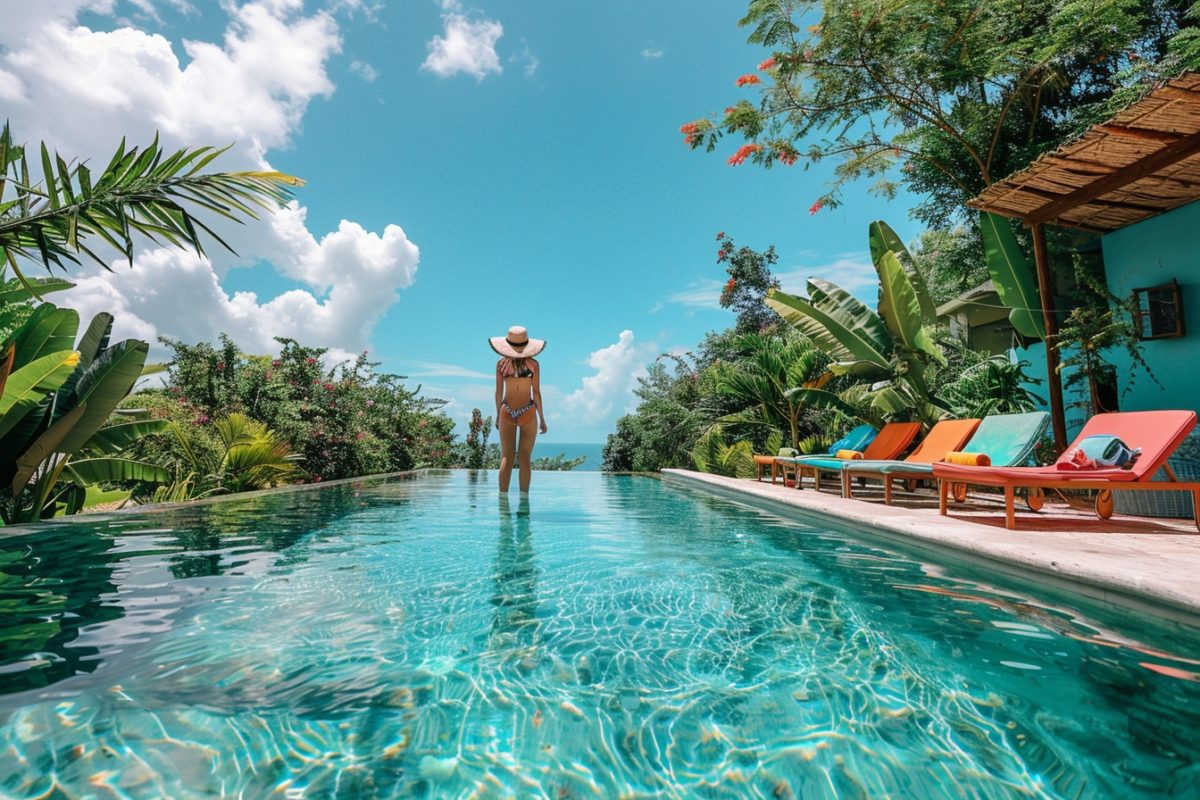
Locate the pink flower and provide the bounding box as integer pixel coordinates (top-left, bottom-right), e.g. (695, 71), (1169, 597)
(715, 231), (725, 240)
(272, 359), (281, 367)
(366, 399), (375, 407)
(758, 56), (776, 70)
(777, 149), (797, 166)
(313, 475), (323, 483)
(356, 431), (367, 441)
(306, 357), (317, 365)
(324, 383), (335, 391)
(727, 143), (761, 166)
(717, 249), (729, 260)
(735, 74), (761, 87)
(809, 199), (824, 215)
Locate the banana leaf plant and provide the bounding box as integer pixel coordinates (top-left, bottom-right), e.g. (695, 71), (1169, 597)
(978, 211), (1046, 340)
(0, 304), (168, 523)
(765, 243), (950, 426)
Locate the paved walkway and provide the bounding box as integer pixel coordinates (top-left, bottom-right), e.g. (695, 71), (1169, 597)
(661, 469), (1200, 629)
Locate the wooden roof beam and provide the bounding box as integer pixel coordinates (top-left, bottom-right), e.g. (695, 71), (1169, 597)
(1095, 124), (1183, 144)
(1026, 128), (1200, 225)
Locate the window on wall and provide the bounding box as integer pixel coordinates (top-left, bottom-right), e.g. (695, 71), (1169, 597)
(1132, 279), (1185, 340)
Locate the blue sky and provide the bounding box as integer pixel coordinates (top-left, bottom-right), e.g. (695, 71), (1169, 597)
(4, 0), (922, 442)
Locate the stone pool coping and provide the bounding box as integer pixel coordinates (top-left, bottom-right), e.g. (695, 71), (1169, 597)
(662, 468), (1200, 631)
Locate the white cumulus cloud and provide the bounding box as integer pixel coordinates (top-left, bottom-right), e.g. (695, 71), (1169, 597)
(2, 1), (420, 361)
(421, 12), (503, 79)
(562, 331), (655, 422)
(349, 58), (378, 82)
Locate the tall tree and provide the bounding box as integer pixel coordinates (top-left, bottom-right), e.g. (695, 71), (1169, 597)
(684, 0), (1200, 227)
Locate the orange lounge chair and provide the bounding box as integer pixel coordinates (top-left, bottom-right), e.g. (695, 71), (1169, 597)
(932, 410), (1200, 530)
(792, 422), (922, 492)
(841, 418), (982, 503)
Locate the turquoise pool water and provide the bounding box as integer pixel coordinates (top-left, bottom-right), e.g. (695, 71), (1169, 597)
(1, 472), (1199, 798)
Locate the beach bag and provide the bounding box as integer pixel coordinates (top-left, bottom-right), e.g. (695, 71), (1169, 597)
(1057, 435), (1141, 471)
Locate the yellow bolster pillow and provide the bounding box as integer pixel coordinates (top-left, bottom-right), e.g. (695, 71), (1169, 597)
(944, 451), (991, 466)
(835, 449), (864, 460)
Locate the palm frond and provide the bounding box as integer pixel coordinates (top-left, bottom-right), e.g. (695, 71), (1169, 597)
(0, 123), (302, 278)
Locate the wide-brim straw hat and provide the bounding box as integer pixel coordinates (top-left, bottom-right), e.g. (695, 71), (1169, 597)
(489, 325), (546, 359)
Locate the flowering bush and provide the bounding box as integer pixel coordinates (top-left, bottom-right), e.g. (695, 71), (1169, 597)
(133, 335), (457, 484)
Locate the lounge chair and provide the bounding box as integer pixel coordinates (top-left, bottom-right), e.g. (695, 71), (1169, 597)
(843, 412), (1049, 504)
(786, 422), (921, 492)
(932, 410), (1200, 530)
(773, 423), (877, 486)
(841, 418), (981, 502)
(753, 447), (799, 483)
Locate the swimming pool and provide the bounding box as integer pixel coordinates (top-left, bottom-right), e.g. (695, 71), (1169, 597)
(1, 471), (1198, 797)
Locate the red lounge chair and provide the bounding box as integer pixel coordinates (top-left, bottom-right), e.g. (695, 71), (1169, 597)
(932, 410), (1200, 530)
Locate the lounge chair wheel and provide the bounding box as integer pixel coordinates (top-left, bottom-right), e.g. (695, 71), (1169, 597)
(952, 482), (968, 503)
(1095, 489), (1114, 520)
(1025, 488), (1045, 512)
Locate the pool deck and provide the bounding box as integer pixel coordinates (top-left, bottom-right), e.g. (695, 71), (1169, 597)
(662, 468), (1200, 630)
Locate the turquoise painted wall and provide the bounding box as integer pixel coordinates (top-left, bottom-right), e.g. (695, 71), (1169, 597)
(1101, 200), (1200, 414)
(1015, 342), (1088, 439)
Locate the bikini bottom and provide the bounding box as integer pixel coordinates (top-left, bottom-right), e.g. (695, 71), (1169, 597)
(501, 401), (537, 426)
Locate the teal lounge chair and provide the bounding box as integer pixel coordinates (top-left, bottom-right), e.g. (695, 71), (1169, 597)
(774, 424), (877, 487)
(848, 411), (1050, 505)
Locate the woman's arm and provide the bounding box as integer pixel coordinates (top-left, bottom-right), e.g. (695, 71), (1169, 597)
(533, 359), (547, 433)
(494, 362), (504, 429)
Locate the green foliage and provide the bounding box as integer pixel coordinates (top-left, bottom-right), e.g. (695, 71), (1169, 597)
(528, 453), (588, 471)
(603, 357), (712, 472)
(0, 303), (163, 524)
(715, 233), (782, 334)
(710, 331), (851, 449)
(690, 425), (755, 478)
(686, 0), (1200, 228)
(912, 227), (989, 306)
(979, 212), (1046, 340)
(465, 408), (493, 469)
(935, 338), (1045, 417)
(134, 334), (456, 485)
(765, 225), (950, 425)
(0, 123), (300, 282)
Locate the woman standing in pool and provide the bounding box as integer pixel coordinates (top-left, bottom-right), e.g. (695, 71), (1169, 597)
(491, 325), (547, 492)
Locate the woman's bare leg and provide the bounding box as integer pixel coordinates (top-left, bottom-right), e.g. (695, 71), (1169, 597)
(498, 417), (517, 492)
(517, 417), (538, 492)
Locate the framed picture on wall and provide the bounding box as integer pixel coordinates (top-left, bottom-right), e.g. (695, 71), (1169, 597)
(1131, 278), (1185, 340)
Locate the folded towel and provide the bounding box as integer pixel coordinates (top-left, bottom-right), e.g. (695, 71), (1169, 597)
(943, 451), (991, 466)
(835, 449), (864, 460)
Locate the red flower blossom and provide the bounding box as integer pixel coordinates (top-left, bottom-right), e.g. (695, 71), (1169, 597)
(809, 199), (824, 215)
(777, 149), (797, 166)
(727, 143), (761, 166)
(725, 278), (737, 291)
(724, 106), (735, 116)
(735, 74), (761, 87)
(313, 475), (323, 483)
(758, 56), (776, 70)
(272, 359), (281, 367)
(715, 231), (725, 240)
(216, 362), (225, 370)
(717, 249), (729, 260)
(306, 357), (317, 365)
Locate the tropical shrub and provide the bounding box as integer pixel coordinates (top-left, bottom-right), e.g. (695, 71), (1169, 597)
(603, 357), (712, 472)
(136, 335), (456, 483)
(148, 412), (301, 502)
(709, 331), (851, 449)
(0, 303), (166, 523)
(766, 222), (950, 425)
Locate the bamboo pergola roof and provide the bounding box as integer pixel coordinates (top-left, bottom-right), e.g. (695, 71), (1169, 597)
(970, 72), (1200, 233)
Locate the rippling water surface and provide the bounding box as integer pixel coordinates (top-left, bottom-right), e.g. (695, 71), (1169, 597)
(1, 471), (1199, 798)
